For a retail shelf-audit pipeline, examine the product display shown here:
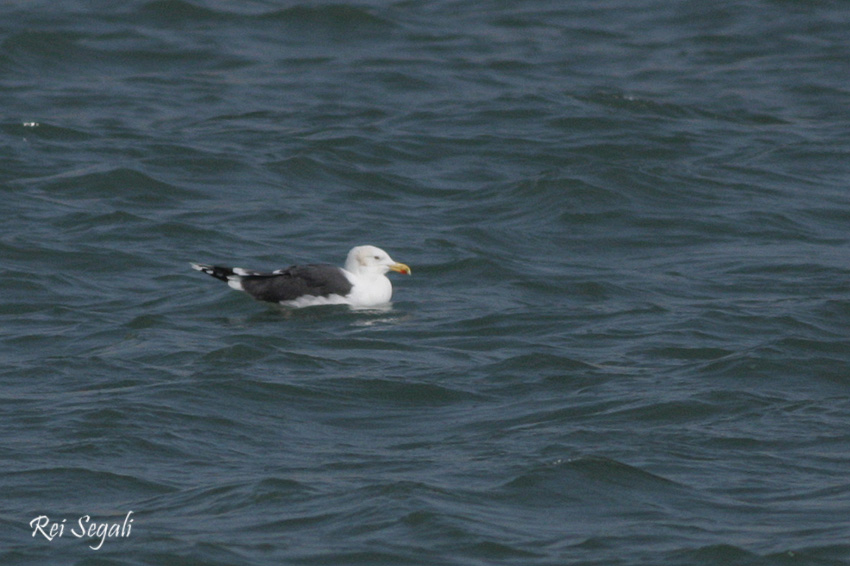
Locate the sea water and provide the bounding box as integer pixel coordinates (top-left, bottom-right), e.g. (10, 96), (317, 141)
(2, 1), (849, 565)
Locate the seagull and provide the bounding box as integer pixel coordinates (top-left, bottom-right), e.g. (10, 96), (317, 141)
(192, 245), (410, 308)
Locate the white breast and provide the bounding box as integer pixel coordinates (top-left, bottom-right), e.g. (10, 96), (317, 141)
(344, 272), (393, 307)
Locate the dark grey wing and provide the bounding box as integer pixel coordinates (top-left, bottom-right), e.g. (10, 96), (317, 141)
(240, 264), (353, 303)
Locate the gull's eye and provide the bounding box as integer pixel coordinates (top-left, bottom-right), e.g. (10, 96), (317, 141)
(374, 255), (381, 260)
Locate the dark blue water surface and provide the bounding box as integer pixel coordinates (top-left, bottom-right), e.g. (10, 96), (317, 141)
(2, 1), (850, 565)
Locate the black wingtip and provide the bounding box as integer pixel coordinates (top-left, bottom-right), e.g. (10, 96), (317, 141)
(191, 263), (235, 283)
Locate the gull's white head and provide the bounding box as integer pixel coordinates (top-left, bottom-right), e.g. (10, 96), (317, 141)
(345, 245), (411, 276)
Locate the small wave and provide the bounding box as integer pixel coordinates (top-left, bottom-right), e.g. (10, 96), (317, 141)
(137, 0), (229, 23)
(485, 352), (596, 373)
(259, 4), (396, 31)
(669, 543), (758, 564)
(1, 120), (96, 142)
(1, 30), (84, 67)
(145, 477), (315, 517)
(7, 466), (174, 501)
(494, 456), (701, 513)
(21, 166), (199, 207)
(312, 376), (481, 407)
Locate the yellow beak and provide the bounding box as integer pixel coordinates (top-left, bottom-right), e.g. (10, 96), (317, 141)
(390, 262), (411, 275)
